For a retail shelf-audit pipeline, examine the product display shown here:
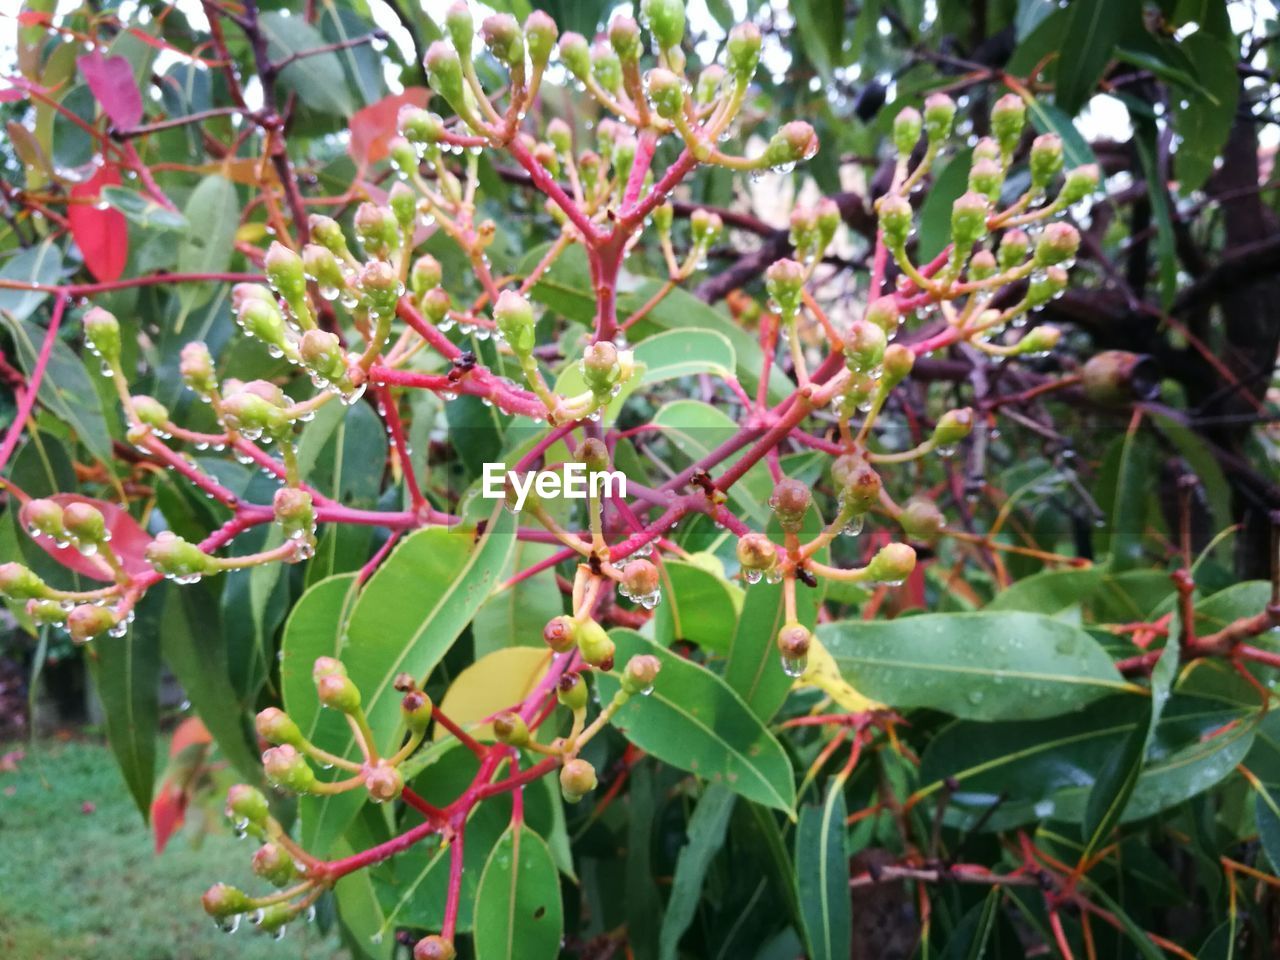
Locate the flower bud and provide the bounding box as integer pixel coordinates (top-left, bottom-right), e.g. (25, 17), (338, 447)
(481, 13), (524, 66)
(0, 562), (47, 600)
(316, 672), (361, 713)
(220, 391), (288, 439)
(179, 342), (216, 395)
(300, 247), (343, 300)
(968, 249), (997, 281)
(865, 542), (917, 584)
(252, 842), (297, 887)
(695, 64), (725, 103)
(968, 157), (1003, 200)
(997, 228), (1030, 270)
(609, 14), (642, 61)
(815, 197), (841, 251)
(425, 41), (467, 115)
(83, 306), (121, 364)
(402, 690), (433, 733)
(388, 136), (419, 177)
(900, 497), (945, 542)
(444, 1), (474, 55)
(557, 672), (589, 710)
(546, 118), (572, 155)
(262, 744), (317, 793)
(415, 934), (458, 960)
(877, 194), (913, 249)
(365, 761), (404, 802)
(591, 42), (622, 93)
(644, 67), (684, 120)
(525, 10), (558, 70)
(400, 107), (444, 145)
(308, 216), (347, 258)
(582, 340), (621, 394)
(777, 621), (811, 663)
(690, 208), (723, 247)
(844, 320), (887, 373)
(1081, 350), (1159, 405)
(865, 295), (900, 332)
(25, 498), (65, 539)
(736, 532), (778, 574)
(973, 137), (1000, 166)
(893, 106), (922, 156)
(145, 530), (212, 580)
(494, 290), (537, 355)
(762, 121), (819, 169)
(621, 654), (661, 695)
(313, 655), (347, 681)
(421, 287), (451, 324)
(1032, 222), (1079, 267)
(544, 614), (579, 653)
(237, 297), (288, 349)
(577, 437), (611, 473)
(273, 488), (315, 545)
(226, 783), (270, 826)
(1025, 267), (1067, 308)
(950, 191), (989, 248)
(202, 883), (251, 919)
(559, 32), (590, 78)
(654, 201), (674, 234)
(389, 182), (417, 229)
(264, 241), (307, 306)
(354, 203), (399, 260)
(577, 618), (615, 670)
(560, 757), (598, 802)
(1029, 133), (1063, 187)
(991, 93), (1026, 155)
(725, 22), (761, 82)
(642, 0), (686, 51)
(931, 407), (974, 447)
(67, 603), (118, 643)
(28, 600), (65, 624)
(1061, 164), (1100, 204)
(493, 712), (530, 747)
(621, 559), (659, 599)
(299, 329), (347, 384)
(923, 92), (956, 141)
(789, 207), (817, 255)
(770, 478), (811, 532)
(1017, 324), (1062, 355)
(765, 258), (805, 318)
(61, 502), (104, 545)
(836, 456), (881, 514)
(533, 141), (560, 177)
(359, 260), (401, 318)
(881, 343), (914, 387)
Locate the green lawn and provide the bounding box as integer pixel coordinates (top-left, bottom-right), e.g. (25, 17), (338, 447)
(0, 739), (350, 960)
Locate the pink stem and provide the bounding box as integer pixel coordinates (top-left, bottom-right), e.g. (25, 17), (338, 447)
(0, 292), (66, 472)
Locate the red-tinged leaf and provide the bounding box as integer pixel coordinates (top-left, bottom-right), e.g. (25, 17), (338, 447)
(19, 493), (152, 581)
(348, 87), (429, 167)
(76, 51), (143, 130)
(0, 88), (26, 103)
(69, 163), (128, 281)
(150, 784), (188, 853)
(169, 716), (213, 756)
(18, 10), (54, 27)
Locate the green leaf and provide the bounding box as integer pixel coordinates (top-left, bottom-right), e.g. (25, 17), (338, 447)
(938, 887), (1001, 960)
(176, 174), (238, 311)
(473, 540), (564, 656)
(100, 185), (189, 231)
(474, 825), (564, 960)
(791, 0), (845, 78)
(658, 785), (736, 960)
(1253, 780), (1280, 873)
(88, 586), (163, 819)
(1027, 99), (1096, 169)
(260, 11), (355, 116)
(820, 612), (1135, 721)
(598, 630), (797, 813)
(650, 400), (771, 524)
(1100, 428), (1160, 571)
(653, 557), (743, 653)
(796, 778), (850, 960)
(0, 239), (63, 320)
(1054, 0), (1119, 114)
(918, 148), (972, 260)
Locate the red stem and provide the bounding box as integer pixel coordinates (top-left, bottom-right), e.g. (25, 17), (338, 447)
(0, 293), (66, 473)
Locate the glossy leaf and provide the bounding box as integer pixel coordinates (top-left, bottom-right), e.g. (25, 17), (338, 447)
(261, 11), (354, 116)
(434, 646), (550, 741)
(473, 540), (564, 657)
(68, 162), (127, 281)
(474, 825), (564, 960)
(176, 174), (238, 310)
(100, 185), (189, 231)
(658, 785), (736, 960)
(796, 778), (850, 960)
(18, 494), (150, 581)
(653, 556), (743, 653)
(1054, 0), (1119, 114)
(77, 51), (143, 129)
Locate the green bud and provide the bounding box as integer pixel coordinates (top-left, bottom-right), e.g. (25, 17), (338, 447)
(309, 214), (348, 254)
(1033, 223), (1079, 267)
(789, 207), (817, 255)
(202, 883), (252, 920)
(582, 340), (621, 394)
(653, 201), (674, 235)
(991, 93), (1026, 155)
(399, 106), (444, 145)
(365, 761), (404, 802)
(1017, 324), (1062, 355)
(609, 15), (642, 61)
(1081, 350), (1159, 406)
(777, 621), (812, 663)
(525, 11), (558, 70)
(533, 141), (560, 177)
(576, 618), (615, 669)
(546, 118), (572, 154)
(864, 542), (917, 584)
(736, 533), (778, 575)
(577, 437), (611, 473)
(725, 22), (761, 82)
(302, 244), (345, 297)
(646, 67), (685, 120)
(255, 904), (292, 934)
(968, 249), (997, 281)
(388, 182), (417, 228)
(388, 136), (418, 177)
(425, 41), (467, 116)
(865, 295), (901, 332)
(252, 842), (297, 887)
(273, 487), (315, 544)
(950, 191), (989, 248)
(67, 603), (118, 644)
(815, 197), (841, 251)
(591, 42), (622, 93)
(313, 656), (347, 681)
(145, 531), (212, 580)
(765, 258), (805, 318)
(482, 13), (524, 66)
(877, 194), (913, 249)
(421, 287), (451, 324)
(494, 290), (536, 355)
(445, 1), (474, 59)
(695, 64), (725, 104)
(968, 157), (1003, 200)
(180, 342), (217, 395)
(544, 615), (580, 653)
(559, 32), (591, 78)
(844, 320), (887, 373)
(621, 654), (661, 694)
(0, 562), (48, 600)
(835, 454), (881, 514)
(1025, 265), (1068, 308)
(220, 391), (288, 439)
(316, 673), (361, 713)
(900, 497), (945, 542)
(62, 501), (105, 545)
(264, 242), (307, 306)
(1060, 164), (1100, 204)
(642, 0), (686, 51)
(25, 498), (65, 539)
(299, 329), (347, 384)
(414, 935), (458, 960)
(402, 690), (434, 733)
(923, 92), (956, 141)
(893, 106), (922, 156)
(262, 744), (317, 793)
(83, 306), (121, 365)
(557, 671), (589, 710)
(690, 208), (723, 247)
(621, 559), (659, 602)
(932, 407), (974, 446)
(1029, 133), (1063, 188)
(762, 121), (819, 169)
(27, 599), (68, 624)
(359, 260), (401, 318)
(493, 712), (530, 746)
(225, 783), (271, 826)
(882, 343), (914, 386)
(354, 203), (400, 259)
(997, 228), (1030, 270)
(560, 757), (598, 802)
(972, 136), (1000, 164)
(237, 297), (288, 348)
(770, 477), (811, 532)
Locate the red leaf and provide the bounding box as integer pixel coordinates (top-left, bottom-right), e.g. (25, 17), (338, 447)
(0, 87), (26, 104)
(150, 785), (189, 853)
(76, 51), (143, 130)
(169, 716), (213, 757)
(69, 163), (128, 282)
(19, 494), (152, 582)
(348, 88), (429, 167)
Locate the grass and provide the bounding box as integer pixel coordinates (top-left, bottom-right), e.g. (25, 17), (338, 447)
(0, 738), (350, 960)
